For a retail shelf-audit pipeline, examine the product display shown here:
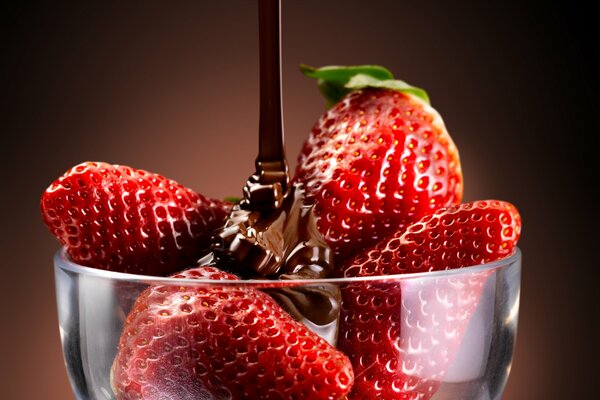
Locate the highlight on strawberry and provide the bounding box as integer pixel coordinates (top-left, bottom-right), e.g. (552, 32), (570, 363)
(295, 65), (463, 261)
(337, 200), (521, 399)
(41, 162), (230, 276)
(111, 266), (354, 400)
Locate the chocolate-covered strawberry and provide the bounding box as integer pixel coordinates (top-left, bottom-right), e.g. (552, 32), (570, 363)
(111, 266), (354, 400)
(295, 65), (462, 261)
(337, 200), (521, 399)
(41, 162), (230, 276)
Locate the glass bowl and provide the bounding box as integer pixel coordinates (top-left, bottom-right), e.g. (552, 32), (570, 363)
(54, 248), (521, 400)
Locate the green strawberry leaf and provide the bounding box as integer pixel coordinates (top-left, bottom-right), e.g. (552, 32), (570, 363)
(346, 74), (430, 104)
(300, 64), (430, 107)
(300, 64), (394, 83)
(224, 196), (241, 203)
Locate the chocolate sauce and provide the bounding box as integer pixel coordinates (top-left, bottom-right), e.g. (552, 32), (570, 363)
(205, 0), (340, 344)
(243, 0), (289, 212)
(210, 186), (341, 344)
(212, 185), (333, 279)
(267, 285), (340, 346)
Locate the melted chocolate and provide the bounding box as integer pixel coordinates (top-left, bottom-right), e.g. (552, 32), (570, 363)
(244, 0), (289, 212)
(212, 185), (333, 279)
(210, 184), (341, 344)
(204, 0), (340, 344)
(267, 285), (340, 345)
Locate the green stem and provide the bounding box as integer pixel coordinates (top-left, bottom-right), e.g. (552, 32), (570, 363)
(301, 64), (430, 107)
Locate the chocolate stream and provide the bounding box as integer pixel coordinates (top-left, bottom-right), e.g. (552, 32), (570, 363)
(205, 0), (340, 344)
(244, 0), (289, 211)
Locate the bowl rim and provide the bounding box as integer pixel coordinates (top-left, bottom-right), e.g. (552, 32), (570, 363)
(54, 247), (521, 286)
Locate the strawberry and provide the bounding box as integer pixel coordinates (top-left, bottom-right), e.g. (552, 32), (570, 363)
(339, 200), (521, 278)
(41, 162), (230, 276)
(295, 65), (462, 261)
(337, 200), (521, 399)
(111, 266), (354, 400)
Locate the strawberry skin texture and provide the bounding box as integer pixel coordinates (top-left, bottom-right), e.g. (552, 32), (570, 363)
(340, 200), (521, 278)
(337, 200), (521, 399)
(111, 266), (354, 400)
(41, 162), (230, 276)
(295, 88), (462, 261)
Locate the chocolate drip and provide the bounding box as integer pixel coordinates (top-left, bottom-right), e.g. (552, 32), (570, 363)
(204, 0), (341, 344)
(212, 185), (333, 280)
(267, 286), (341, 345)
(244, 0), (289, 212)
(210, 185), (341, 344)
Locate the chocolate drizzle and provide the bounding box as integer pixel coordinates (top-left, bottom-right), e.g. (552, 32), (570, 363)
(203, 0), (340, 344)
(208, 185), (341, 344)
(267, 285), (340, 345)
(243, 0), (289, 212)
(209, 184), (341, 343)
(212, 185), (333, 280)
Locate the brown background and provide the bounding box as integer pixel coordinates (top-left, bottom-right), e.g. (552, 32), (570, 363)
(1, 1), (596, 399)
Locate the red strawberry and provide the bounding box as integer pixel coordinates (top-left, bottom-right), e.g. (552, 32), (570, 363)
(339, 200), (521, 278)
(41, 162), (230, 276)
(337, 200), (521, 399)
(111, 266), (354, 400)
(295, 65), (463, 261)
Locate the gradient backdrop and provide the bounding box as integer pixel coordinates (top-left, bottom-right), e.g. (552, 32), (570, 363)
(1, 1), (596, 399)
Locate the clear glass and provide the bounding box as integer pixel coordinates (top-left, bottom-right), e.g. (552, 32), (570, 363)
(55, 248), (521, 400)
